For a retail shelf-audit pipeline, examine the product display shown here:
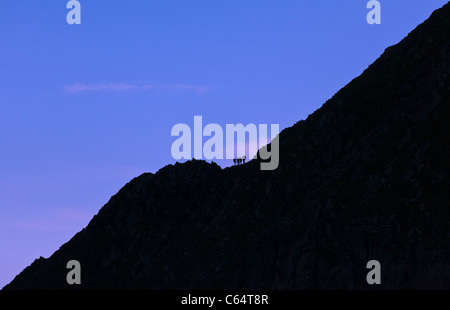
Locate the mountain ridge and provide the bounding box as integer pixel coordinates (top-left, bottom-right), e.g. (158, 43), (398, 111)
(4, 2), (450, 289)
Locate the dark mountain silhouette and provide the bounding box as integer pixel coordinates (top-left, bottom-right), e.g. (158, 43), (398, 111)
(4, 2), (450, 290)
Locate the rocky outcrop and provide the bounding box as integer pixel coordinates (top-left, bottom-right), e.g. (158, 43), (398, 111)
(4, 2), (450, 290)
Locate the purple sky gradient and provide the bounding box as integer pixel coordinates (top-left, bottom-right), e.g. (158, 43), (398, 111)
(0, 0), (447, 288)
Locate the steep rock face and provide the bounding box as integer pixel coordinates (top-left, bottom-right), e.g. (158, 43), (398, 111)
(4, 2), (450, 289)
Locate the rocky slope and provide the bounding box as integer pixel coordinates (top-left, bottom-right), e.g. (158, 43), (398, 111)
(4, 2), (450, 289)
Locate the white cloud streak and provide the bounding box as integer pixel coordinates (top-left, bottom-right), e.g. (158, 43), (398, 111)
(64, 82), (209, 94)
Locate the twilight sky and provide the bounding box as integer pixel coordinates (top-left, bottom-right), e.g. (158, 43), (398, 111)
(0, 0), (447, 288)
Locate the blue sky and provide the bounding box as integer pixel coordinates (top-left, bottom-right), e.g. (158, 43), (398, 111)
(0, 0), (447, 288)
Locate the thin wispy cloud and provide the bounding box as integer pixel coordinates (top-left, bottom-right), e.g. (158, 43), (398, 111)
(64, 82), (209, 95)
(64, 82), (137, 93)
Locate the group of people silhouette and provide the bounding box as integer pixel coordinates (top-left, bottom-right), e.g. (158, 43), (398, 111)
(233, 155), (246, 165)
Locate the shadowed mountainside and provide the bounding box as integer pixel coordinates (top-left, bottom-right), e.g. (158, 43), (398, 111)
(4, 2), (450, 289)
